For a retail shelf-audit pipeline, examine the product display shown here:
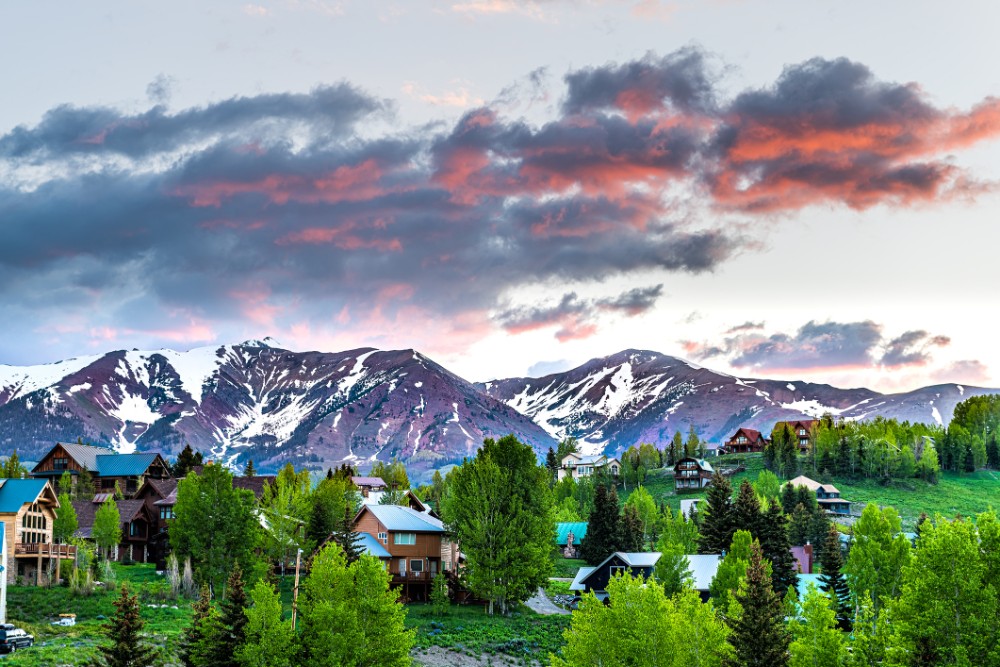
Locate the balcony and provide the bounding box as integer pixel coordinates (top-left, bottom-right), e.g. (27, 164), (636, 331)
(390, 571), (433, 583)
(15, 543), (77, 558)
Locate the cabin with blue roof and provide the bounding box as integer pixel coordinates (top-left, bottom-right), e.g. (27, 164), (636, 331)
(0, 479), (75, 585)
(31, 443), (171, 498)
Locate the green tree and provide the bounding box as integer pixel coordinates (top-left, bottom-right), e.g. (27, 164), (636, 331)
(53, 492), (78, 543)
(329, 506), (364, 563)
(216, 564), (249, 667)
(442, 435), (554, 615)
(655, 541), (693, 598)
(262, 467), (313, 575)
(170, 463), (262, 593)
(578, 483), (621, 565)
(0, 450), (28, 478)
(789, 584), (847, 667)
(307, 476), (355, 546)
(987, 432), (1000, 469)
(669, 430), (683, 467)
(847, 592), (892, 667)
(179, 585), (213, 667)
(93, 498), (122, 560)
(818, 523), (850, 626)
(95, 584), (157, 667)
(243, 459), (256, 477)
(887, 516), (1000, 666)
(554, 496), (582, 522)
(619, 504), (644, 552)
(733, 480), (762, 538)
(697, 472), (735, 554)
(236, 580), (295, 667)
(896, 445), (916, 478)
(430, 571), (450, 616)
(753, 470), (781, 500)
(844, 504), (911, 619)
(709, 530), (753, 610)
(57, 470), (74, 497)
(685, 425), (701, 459)
(727, 542), (790, 667)
(659, 505), (700, 553)
(916, 443), (940, 483)
(172, 444), (203, 478)
(77, 466), (96, 499)
(370, 459), (410, 490)
(624, 486), (658, 548)
(556, 437), (580, 462)
(298, 544), (414, 667)
(788, 503), (811, 546)
(546, 447), (560, 482)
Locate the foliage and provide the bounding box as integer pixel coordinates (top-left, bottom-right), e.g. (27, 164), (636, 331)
(753, 470), (781, 500)
(430, 571), (450, 616)
(297, 544), (414, 666)
(54, 492), (78, 543)
(658, 505), (699, 553)
(243, 459), (256, 477)
(170, 463), (263, 593)
(697, 472), (735, 554)
(180, 585), (213, 667)
(261, 464), (313, 575)
(172, 444), (204, 478)
(0, 450), (29, 478)
(844, 504), (911, 619)
(93, 498), (122, 559)
(370, 458), (410, 489)
(236, 580), (295, 667)
(758, 502), (798, 597)
(578, 483), (620, 565)
(216, 563), (249, 667)
(442, 435), (554, 614)
(709, 530), (753, 611)
(552, 572), (729, 667)
(654, 540), (692, 598)
(95, 583), (157, 667)
(77, 465), (96, 499)
(788, 584), (846, 667)
(818, 523), (851, 625)
(727, 542), (790, 667)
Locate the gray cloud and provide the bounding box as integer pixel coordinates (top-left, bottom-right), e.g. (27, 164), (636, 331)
(881, 330), (950, 368)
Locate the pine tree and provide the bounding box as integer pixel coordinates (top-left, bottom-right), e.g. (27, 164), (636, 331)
(243, 459), (256, 477)
(78, 466), (96, 499)
(670, 430), (683, 467)
(217, 563), (249, 667)
(758, 502), (797, 597)
(95, 584), (157, 667)
(179, 585), (212, 667)
(788, 584), (847, 667)
(818, 523), (850, 627)
(779, 483), (798, 515)
(697, 472), (735, 554)
(173, 444), (202, 478)
(987, 433), (1000, 469)
(579, 483), (622, 564)
(331, 506), (364, 563)
(546, 447), (560, 482)
(727, 543), (790, 667)
(788, 503), (811, 546)
(619, 504), (644, 552)
(733, 480), (762, 537)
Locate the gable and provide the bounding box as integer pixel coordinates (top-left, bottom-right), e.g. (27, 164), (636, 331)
(0, 479), (56, 513)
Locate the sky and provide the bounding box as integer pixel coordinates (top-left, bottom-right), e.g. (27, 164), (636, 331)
(2, 0), (999, 392)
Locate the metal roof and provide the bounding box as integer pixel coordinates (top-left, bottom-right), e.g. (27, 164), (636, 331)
(351, 476), (387, 488)
(685, 554), (722, 591)
(618, 552), (661, 568)
(555, 522), (588, 546)
(570, 567), (597, 591)
(32, 443), (113, 474)
(95, 453), (159, 477)
(0, 479), (51, 513)
(358, 533), (392, 559)
(364, 504), (444, 533)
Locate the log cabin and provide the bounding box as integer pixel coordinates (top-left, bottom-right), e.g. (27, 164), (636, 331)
(724, 427), (768, 454)
(673, 457), (714, 491)
(0, 479), (75, 585)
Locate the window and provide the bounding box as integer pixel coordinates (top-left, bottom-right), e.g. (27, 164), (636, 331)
(378, 532), (388, 543)
(410, 559), (424, 573)
(53, 457), (68, 471)
(799, 429), (807, 436)
(394, 533), (416, 545)
(610, 566), (626, 578)
(159, 507), (175, 520)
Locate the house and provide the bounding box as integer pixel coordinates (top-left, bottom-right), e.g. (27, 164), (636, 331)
(785, 475), (851, 515)
(351, 476), (388, 500)
(724, 428), (768, 454)
(569, 552), (722, 602)
(31, 443), (172, 498)
(0, 479), (76, 585)
(135, 478), (178, 568)
(679, 498), (701, 519)
(72, 496), (156, 563)
(673, 458), (714, 491)
(791, 544), (814, 574)
(555, 522), (588, 559)
(352, 503), (458, 600)
(558, 454), (621, 481)
(772, 420), (820, 452)
(232, 475), (276, 501)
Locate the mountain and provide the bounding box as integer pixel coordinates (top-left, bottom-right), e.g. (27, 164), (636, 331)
(1, 344), (995, 475)
(0, 340), (554, 477)
(477, 349), (997, 456)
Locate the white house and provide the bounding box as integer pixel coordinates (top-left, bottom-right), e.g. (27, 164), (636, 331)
(558, 453), (621, 481)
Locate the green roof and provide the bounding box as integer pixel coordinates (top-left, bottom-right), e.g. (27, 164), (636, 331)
(0, 479), (50, 513)
(95, 453), (159, 477)
(555, 522), (588, 546)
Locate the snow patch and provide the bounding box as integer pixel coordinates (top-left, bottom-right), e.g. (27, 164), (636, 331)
(957, 385), (965, 396)
(931, 406), (943, 425)
(779, 399), (843, 417)
(786, 383), (796, 391)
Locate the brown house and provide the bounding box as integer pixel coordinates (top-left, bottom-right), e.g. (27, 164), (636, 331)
(72, 496), (156, 563)
(673, 458), (714, 491)
(772, 420), (820, 452)
(0, 479), (76, 585)
(135, 478), (178, 567)
(32, 443), (172, 497)
(353, 504), (457, 601)
(724, 428), (768, 454)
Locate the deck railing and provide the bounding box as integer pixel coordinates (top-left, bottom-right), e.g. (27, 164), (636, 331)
(14, 543), (77, 558)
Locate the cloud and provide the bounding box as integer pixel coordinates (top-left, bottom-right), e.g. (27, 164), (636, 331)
(683, 320), (957, 373)
(2, 48), (999, 361)
(495, 285), (664, 340)
(527, 358), (575, 377)
(930, 360), (992, 386)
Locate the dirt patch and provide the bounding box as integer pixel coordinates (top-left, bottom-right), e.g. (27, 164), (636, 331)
(411, 646), (541, 667)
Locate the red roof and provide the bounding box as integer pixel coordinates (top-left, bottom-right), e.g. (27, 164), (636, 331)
(729, 427), (764, 442)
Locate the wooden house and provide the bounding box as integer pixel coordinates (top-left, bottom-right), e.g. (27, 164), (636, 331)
(352, 504), (457, 601)
(0, 479), (75, 585)
(673, 457), (714, 491)
(72, 496), (156, 563)
(570, 552), (722, 602)
(785, 475), (851, 515)
(135, 478), (178, 568)
(724, 428), (768, 454)
(772, 420), (820, 452)
(558, 454), (620, 481)
(351, 476), (388, 500)
(31, 443), (171, 498)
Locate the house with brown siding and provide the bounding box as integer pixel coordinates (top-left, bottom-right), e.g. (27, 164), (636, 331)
(72, 497), (156, 563)
(353, 504), (457, 600)
(772, 420), (820, 452)
(31, 443), (171, 497)
(673, 458), (714, 491)
(724, 428), (768, 454)
(0, 479), (75, 585)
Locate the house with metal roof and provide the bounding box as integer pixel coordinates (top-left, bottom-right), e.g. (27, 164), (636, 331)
(72, 496), (155, 563)
(570, 552), (723, 602)
(556, 522), (588, 558)
(353, 503), (457, 601)
(31, 443), (172, 498)
(785, 476), (851, 515)
(0, 479), (75, 585)
(674, 457), (714, 491)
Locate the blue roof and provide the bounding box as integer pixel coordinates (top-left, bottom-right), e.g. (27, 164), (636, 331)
(795, 573), (825, 601)
(358, 533), (392, 559)
(365, 505), (444, 533)
(95, 453), (159, 477)
(555, 522), (588, 546)
(0, 479), (51, 513)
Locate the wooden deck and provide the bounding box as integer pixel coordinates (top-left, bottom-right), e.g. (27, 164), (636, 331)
(14, 542), (77, 558)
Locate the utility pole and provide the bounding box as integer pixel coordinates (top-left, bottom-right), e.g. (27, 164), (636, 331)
(291, 548), (303, 630)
